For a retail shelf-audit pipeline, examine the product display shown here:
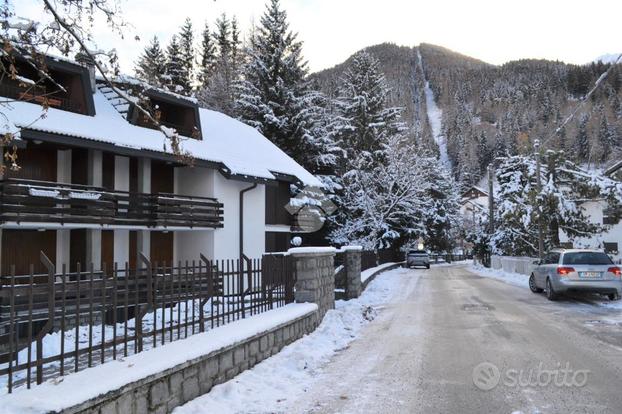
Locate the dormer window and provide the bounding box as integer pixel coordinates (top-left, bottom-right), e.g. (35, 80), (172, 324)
(131, 91), (202, 140)
(0, 56), (93, 115)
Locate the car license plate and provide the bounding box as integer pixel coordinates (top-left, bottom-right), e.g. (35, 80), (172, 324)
(580, 272), (601, 278)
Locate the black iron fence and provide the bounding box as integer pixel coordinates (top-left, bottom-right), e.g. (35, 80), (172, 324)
(0, 252), (293, 393)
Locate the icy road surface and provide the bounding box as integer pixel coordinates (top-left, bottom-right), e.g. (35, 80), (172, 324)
(292, 265), (622, 414)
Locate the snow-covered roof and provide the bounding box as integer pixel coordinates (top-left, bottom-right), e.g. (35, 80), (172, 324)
(3, 88), (320, 186)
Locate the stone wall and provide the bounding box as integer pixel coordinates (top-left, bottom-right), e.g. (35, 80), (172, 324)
(289, 248), (336, 320)
(344, 248), (362, 299)
(63, 311), (318, 414)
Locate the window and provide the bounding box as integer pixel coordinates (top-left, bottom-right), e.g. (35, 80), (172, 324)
(604, 242), (619, 254)
(1, 57), (92, 115)
(603, 209), (619, 225)
(563, 252), (613, 265)
(132, 93), (202, 140)
(544, 252), (560, 264)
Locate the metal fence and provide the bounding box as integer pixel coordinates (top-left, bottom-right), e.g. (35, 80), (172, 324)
(0, 252), (294, 393)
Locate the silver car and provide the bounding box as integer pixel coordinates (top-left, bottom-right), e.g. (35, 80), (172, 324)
(529, 249), (622, 301)
(407, 250), (430, 269)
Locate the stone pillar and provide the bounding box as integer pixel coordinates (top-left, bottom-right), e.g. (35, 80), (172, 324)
(289, 247), (336, 320)
(343, 246), (362, 299)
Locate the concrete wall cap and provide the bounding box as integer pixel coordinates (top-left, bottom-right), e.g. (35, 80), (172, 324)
(288, 247), (337, 256)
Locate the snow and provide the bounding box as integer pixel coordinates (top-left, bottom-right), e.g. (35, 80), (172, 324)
(468, 264), (622, 310)
(3, 89), (320, 187)
(287, 247), (336, 255)
(467, 263), (529, 288)
(174, 268), (408, 414)
(417, 50), (450, 168)
(361, 262), (400, 283)
(337, 246), (363, 252)
(0, 303), (317, 414)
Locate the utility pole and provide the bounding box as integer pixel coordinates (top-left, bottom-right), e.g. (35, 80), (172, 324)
(487, 164), (494, 235)
(534, 139), (545, 260)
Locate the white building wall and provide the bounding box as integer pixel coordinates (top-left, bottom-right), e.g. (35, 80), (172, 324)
(173, 167), (216, 263)
(114, 156), (130, 264)
(56, 150), (72, 267)
(213, 174), (265, 260)
(559, 200), (622, 262)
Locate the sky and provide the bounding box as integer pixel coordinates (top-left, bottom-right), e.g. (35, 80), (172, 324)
(14, 0), (622, 74)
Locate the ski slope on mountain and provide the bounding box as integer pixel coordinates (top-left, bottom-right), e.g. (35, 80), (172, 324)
(417, 50), (450, 168)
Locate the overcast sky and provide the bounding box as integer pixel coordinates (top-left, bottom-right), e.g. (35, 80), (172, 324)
(15, 0), (622, 73)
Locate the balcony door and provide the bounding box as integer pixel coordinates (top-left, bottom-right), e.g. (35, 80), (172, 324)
(151, 161), (174, 194)
(150, 231), (173, 266)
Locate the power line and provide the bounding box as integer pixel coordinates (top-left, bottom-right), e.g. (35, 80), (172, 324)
(541, 52), (622, 148)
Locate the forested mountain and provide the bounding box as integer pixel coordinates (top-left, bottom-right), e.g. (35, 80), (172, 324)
(312, 43), (622, 189)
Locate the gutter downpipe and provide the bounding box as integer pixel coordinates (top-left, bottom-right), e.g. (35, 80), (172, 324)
(239, 183), (258, 260)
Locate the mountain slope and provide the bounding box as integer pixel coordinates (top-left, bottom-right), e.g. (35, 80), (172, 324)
(312, 43), (622, 187)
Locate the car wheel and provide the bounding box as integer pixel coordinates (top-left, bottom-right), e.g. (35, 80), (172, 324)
(607, 293), (620, 301)
(529, 274), (543, 293)
(546, 278), (558, 301)
(426, 264), (430, 269)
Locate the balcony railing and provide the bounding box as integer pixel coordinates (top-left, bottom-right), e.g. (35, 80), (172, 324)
(0, 179), (223, 229)
(0, 83), (85, 114)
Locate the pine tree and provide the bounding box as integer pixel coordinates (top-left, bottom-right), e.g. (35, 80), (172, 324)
(177, 18), (195, 93)
(165, 35), (185, 93)
(329, 134), (430, 249)
(598, 114), (615, 162)
(213, 14), (231, 60)
(491, 152), (622, 256)
(198, 22), (216, 87)
(235, 0), (318, 168)
(477, 131), (491, 173)
(493, 130), (506, 161)
(575, 115), (590, 161)
(230, 16), (241, 69)
(331, 50), (403, 169)
(134, 36), (166, 87)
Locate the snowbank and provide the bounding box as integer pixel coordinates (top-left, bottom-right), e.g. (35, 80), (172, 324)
(468, 263), (529, 288)
(0, 303), (317, 414)
(174, 268), (409, 414)
(361, 262), (401, 283)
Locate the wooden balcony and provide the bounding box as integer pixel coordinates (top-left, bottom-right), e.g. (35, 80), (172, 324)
(0, 83), (85, 114)
(0, 179), (224, 229)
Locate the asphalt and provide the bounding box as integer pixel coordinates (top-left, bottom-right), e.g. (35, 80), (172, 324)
(292, 264), (622, 414)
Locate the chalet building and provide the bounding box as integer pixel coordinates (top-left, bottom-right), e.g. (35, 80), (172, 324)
(0, 54), (320, 276)
(560, 161), (622, 262)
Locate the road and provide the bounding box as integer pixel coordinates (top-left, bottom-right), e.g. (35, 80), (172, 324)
(292, 264), (622, 414)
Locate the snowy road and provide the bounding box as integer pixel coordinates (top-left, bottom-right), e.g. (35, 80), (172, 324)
(292, 265), (622, 414)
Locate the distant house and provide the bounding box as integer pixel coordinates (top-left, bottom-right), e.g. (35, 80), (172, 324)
(459, 186), (489, 230)
(559, 161), (622, 262)
(458, 185), (490, 252)
(0, 54), (320, 276)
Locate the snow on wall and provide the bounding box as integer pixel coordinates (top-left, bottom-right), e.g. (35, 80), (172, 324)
(0, 303), (318, 414)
